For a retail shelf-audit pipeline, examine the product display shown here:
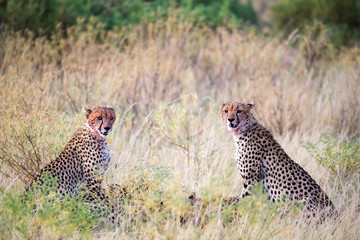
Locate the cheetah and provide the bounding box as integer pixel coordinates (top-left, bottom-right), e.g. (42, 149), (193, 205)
(221, 101), (335, 219)
(26, 106), (116, 205)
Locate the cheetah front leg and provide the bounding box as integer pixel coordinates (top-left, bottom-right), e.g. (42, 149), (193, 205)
(230, 178), (258, 205)
(82, 164), (108, 203)
(232, 159), (263, 204)
(81, 163), (119, 226)
(239, 182), (254, 199)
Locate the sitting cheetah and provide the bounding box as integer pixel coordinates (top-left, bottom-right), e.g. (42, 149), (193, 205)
(26, 106), (116, 205)
(221, 101), (335, 218)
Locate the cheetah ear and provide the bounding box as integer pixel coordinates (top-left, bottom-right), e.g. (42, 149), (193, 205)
(221, 102), (228, 111)
(106, 105), (114, 110)
(82, 108), (92, 118)
(247, 102), (255, 109)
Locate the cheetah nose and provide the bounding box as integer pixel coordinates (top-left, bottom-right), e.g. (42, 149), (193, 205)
(104, 127), (111, 131)
(228, 118), (235, 123)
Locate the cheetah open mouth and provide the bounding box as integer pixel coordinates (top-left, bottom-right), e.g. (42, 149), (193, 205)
(97, 128), (109, 137)
(227, 123), (240, 131)
(102, 132), (109, 136)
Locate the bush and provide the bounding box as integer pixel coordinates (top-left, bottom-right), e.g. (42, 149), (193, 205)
(0, 111), (79, 185)
(0, 0), (257, 37)
(0, 0), (168, 36)
(151, 94), (219, 177)
(302, 133), (360, 179)
(0, 0), (101, 35)
(270, 0), (360, 47)
(109, 163), (304, 238)
(0, 178), (100, 239)
(181, 0), (257, 28)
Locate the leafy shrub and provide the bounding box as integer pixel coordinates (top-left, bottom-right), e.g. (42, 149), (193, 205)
(0, 0), (257, 36)
(0, 176), (100, 239)
(180, 0), (257, 28)
(270, 0), (360, 47)
(0, 111), (80, 185)
(151, 94), (219, 177)
(0, 0), (102, 35)
(109, 162), (303, 237)
(302, 133), (360, 179)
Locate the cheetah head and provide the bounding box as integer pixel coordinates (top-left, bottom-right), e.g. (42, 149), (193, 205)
(221, 101), (255, 136)
(83, 106), (116, 139)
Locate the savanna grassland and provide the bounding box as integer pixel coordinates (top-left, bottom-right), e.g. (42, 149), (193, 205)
(1, 13), (360, 240)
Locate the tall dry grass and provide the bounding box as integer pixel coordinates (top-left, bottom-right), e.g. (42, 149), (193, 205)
(0, 17), (359, 239)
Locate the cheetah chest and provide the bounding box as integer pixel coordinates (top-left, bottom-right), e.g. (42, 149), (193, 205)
(102, 145), (110, 171)
(85, 139), (111, 172)
(234, 139), (257, 166)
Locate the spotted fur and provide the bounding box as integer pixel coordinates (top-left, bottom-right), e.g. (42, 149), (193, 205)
(221, 101), (335, 218)
(26, 106), (116, 204)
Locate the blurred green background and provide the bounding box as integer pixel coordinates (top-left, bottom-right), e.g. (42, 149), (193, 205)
(1, 0), (359, 47)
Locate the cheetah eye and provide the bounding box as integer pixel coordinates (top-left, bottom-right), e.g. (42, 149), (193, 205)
(97, 116), (102, 121)
(237, 110), (243, 114)
(110, 117), (114, 121)
(224, 110), (228, 114)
